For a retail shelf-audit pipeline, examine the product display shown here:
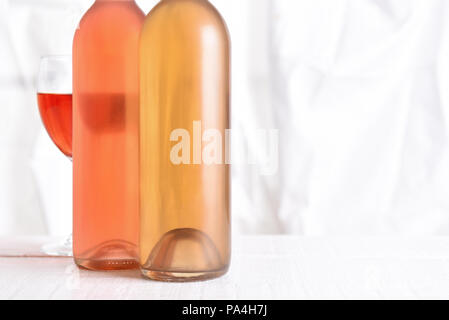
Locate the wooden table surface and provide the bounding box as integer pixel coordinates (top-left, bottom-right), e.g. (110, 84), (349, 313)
(1, 236), (449, 300)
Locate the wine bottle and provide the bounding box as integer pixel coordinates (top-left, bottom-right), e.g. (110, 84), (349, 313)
(73, 0), (144, 270)
(140, 0), (231, 281)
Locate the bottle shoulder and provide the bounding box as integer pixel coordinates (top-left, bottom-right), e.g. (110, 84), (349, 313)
(75, 1), (144, 35)
(142, 0), (229, 38)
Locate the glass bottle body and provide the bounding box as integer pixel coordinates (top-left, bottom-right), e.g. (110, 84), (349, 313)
(140, 0), (231, 281)
(73, 0), (144, 270)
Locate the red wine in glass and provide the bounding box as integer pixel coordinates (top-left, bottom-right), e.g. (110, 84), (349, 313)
(37, 93), (72, 158)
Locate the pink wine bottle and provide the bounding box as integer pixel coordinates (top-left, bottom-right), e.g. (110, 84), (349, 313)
(73, 0), (144, 270)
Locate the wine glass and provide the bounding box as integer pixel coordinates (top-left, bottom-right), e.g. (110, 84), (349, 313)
(37, 55), (73, 256)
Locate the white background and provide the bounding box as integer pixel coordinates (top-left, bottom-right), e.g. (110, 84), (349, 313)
(1, 0), (449, 236)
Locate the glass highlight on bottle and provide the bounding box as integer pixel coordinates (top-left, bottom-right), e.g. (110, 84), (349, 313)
(140, 0), (231, 281)
(73, 0), (144, 270)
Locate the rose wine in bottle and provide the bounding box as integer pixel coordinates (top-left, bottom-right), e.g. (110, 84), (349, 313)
(140, 0), (231, 281)
(73, 0), (144, 270)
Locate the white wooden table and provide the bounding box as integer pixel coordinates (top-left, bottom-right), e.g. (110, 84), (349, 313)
(1, 236), (449, 300)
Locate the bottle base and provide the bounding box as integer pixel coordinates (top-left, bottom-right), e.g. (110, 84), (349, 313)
(141, 266), (228, 282)
(74, 239), (139, 271)
(75, 257), (139, 271)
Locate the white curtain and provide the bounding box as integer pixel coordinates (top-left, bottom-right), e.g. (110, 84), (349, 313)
(1, 0), (449, 236)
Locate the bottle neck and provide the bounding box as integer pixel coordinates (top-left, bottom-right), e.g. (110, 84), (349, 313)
(95, 0), (134, 2)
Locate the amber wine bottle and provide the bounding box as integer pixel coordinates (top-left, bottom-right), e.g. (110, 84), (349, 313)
(73, 0), (144, 270)
(140, 0), (231, 281)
